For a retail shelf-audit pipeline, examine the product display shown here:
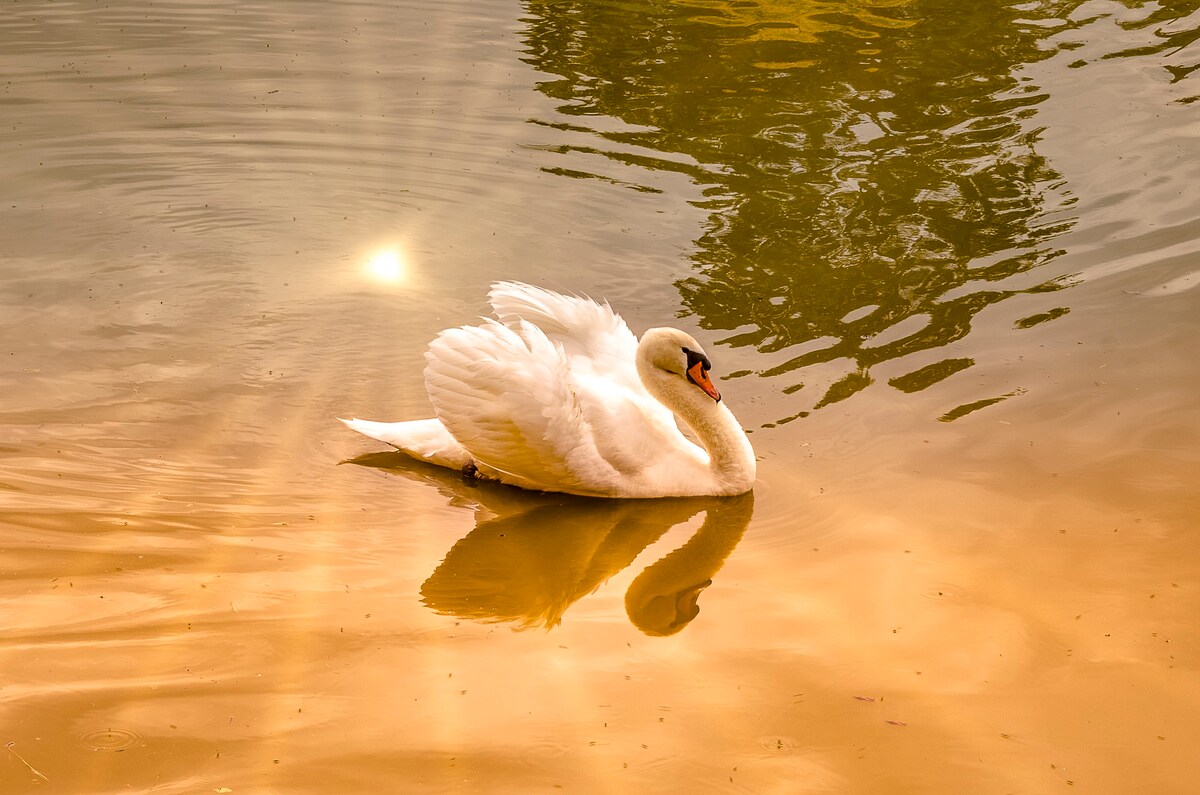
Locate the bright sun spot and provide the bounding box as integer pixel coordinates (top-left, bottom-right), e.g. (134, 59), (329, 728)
(365, 248), (405, 284)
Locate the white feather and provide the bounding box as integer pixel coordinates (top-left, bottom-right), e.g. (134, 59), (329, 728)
(337, 417), (470, 470)
(340, 282), (756, 498)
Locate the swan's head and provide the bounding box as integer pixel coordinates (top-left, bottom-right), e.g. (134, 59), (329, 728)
(638, 328), (721, 402)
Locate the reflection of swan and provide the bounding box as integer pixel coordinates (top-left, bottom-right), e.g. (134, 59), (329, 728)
(343, 454), (753, 634)
(340, 282), (755, 498)
(625, 493), (753, 636)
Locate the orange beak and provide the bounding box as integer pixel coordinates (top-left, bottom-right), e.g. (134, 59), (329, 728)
(687, 361), (721, 402)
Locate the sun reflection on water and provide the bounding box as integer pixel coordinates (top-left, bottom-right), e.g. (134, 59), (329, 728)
(364, 247), (406, 285)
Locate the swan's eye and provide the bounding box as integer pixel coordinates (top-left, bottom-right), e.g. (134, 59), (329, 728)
(682, 346), (711, 374)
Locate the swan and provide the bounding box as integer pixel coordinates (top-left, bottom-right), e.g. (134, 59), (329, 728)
(339, 281), (755, 498)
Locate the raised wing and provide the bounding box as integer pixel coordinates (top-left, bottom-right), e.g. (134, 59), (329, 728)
(487, 282), (692, 477)
(487, 281), (642, 392)
(423, 318), (618, 494)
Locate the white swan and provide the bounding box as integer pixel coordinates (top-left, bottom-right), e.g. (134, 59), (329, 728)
(340, 281), (755, 498)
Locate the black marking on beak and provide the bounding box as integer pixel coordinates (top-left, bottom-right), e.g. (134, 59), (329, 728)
(682, 346), (721, 401)
(682, 347), (711, 373)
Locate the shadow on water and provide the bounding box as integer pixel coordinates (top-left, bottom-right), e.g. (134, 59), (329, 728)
(345, 452), (752, 635)
(518, 0), (1097, 422)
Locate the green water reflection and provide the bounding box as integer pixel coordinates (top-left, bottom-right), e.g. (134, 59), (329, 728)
(520, 0), (1099, 419)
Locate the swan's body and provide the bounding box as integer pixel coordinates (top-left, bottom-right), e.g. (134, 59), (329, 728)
(340, 282), (755, 498)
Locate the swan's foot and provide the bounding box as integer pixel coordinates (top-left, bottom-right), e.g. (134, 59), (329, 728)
(461, 460), (480, 481)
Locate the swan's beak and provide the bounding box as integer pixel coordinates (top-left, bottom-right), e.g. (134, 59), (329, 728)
(687, 362), (721, 402)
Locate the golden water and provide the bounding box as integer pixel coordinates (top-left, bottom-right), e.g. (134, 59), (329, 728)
(2, 0), (1198, 791)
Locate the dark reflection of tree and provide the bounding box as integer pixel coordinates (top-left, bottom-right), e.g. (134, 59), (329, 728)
(520, 0), (1091, 419)
(1098, 0), (1200, 72)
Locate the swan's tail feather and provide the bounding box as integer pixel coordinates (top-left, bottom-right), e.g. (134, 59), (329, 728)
(338, 417), (472, 470)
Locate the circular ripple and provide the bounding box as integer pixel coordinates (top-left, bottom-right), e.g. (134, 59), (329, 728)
(79, 727), (144, 752)
(757, 735), (802, 752)
(921, 583), (962, 600)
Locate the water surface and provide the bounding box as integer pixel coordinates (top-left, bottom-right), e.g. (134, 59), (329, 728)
(2, 0), (1198, 792)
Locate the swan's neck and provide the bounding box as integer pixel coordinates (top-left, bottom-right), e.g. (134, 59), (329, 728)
(638, 362), (756, 494)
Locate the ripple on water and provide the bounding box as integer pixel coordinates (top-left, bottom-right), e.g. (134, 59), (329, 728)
(921, 583), (964, 601)
(78, 727), (145, 752)
(757, 735), (802, 752)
